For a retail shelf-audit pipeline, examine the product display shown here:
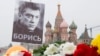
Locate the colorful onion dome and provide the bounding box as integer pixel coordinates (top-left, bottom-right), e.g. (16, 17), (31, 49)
(60, 20), (68, 28)
(69, 21), (77, 29)
(46, 21), (51, 27)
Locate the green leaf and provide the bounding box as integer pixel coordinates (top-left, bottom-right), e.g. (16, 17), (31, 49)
(33, 44), (48, 55)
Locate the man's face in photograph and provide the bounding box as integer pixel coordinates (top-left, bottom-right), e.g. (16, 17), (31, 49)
(20, 8), (40, 31)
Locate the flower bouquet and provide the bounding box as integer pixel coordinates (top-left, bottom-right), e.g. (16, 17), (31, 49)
(33, 34), (100, 56)
(3, 50), (31, 56)
(33, 41), (76, 56)
(3, 45), (32, 56)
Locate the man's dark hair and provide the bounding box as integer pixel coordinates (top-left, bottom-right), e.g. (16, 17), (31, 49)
(19, 2), (41, 14)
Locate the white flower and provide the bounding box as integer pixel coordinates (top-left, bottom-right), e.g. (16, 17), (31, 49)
(47, 54), (62, 56)
(44, 44), (58, 55)
(59, 43), (65, 51)
(9, 50), (24, 56)
(59, 42), (76, 55)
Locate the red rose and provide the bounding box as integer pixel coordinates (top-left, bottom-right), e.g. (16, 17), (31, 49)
(21, 51), (31, 56)
(73, 43), (91, 56)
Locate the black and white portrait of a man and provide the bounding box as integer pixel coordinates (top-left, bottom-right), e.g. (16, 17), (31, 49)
(12, 1), (45, 44)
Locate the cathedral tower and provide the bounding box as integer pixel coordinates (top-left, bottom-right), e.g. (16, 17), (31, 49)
(45, 21), (52, 44)
(60, 20), (68, 41)
(69, 21), (77, 44)
(53, 4), (64, 41)
(54, 4), (63, 32)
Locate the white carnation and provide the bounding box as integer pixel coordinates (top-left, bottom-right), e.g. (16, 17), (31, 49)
(44, 44), (58, 55)
(47, 54), (62, 56)
(59, 42), (76, 55)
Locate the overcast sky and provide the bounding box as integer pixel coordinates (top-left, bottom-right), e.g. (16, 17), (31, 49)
(0, 0), (100, 47)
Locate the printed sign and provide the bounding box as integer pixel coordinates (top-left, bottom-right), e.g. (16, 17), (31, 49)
(12, 1), (45, 44)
